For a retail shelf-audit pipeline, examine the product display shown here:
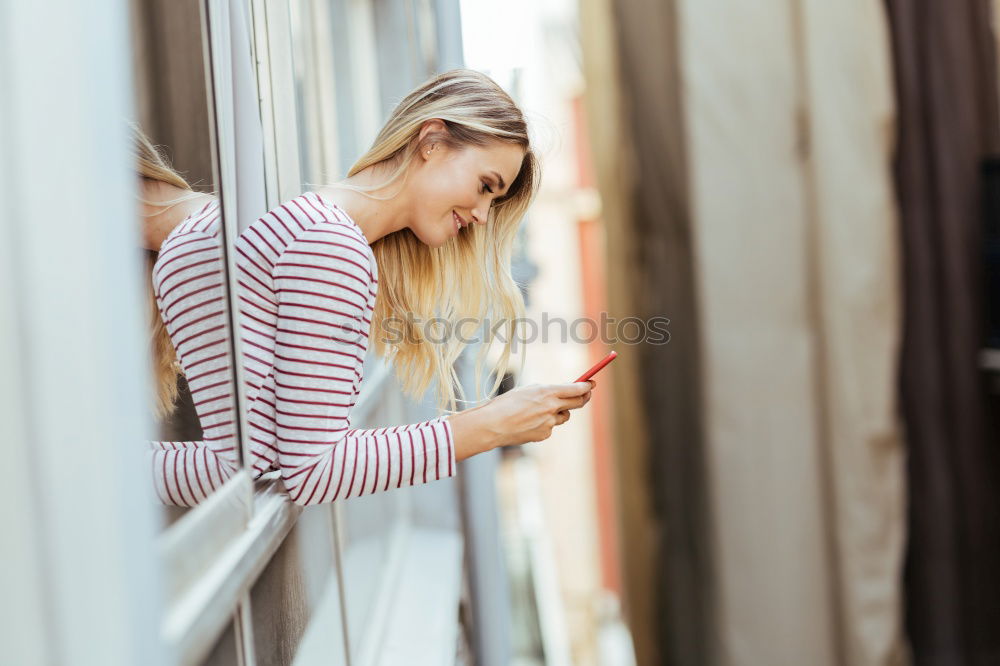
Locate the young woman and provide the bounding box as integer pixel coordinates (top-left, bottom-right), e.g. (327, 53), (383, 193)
(147, 69), (594, 508)
(134, 126), (242, 505)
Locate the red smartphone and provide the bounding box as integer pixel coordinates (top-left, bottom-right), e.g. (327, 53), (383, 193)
(575, 350), (618, 382)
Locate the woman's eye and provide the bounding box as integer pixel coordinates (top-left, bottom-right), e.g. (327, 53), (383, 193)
(481, 182), (494, 195)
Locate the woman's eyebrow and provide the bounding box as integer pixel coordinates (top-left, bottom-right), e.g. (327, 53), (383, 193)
(489, 170), (507, 192)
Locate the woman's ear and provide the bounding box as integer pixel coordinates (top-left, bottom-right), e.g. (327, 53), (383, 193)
(417, 119), (449, 160)
(418, 118), (447, 142)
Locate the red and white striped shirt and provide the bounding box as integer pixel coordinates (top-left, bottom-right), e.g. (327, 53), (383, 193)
(150, 192), (456, 507)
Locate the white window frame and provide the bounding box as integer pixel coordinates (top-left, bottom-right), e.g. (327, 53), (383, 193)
(0, 1), (166, 664)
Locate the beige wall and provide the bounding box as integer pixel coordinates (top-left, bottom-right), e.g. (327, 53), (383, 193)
(578, 0), (662, 662)
(580, 0), (907, 664)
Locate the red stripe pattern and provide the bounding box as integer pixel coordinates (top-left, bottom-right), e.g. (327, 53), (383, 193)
(149, 201), (240, 506)
(149, 192), (456, 507)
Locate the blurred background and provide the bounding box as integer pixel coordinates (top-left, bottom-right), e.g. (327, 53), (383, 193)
(2, 0), (999, 665)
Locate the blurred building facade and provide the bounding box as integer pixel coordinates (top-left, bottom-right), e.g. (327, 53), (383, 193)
(459, 2), (638, 665)
(578, 0), (1000, 665)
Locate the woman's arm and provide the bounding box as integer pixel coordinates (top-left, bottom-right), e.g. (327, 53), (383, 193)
(149, 440), (240, 506)
(149, 226), (242, 507)
(270, 226), (456, 506)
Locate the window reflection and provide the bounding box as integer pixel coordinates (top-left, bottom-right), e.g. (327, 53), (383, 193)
(131, 0), (242, 520)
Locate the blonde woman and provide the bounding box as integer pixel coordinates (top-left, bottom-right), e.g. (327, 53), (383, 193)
(152, 69), (594, 507)
(133, 126), (243, 505)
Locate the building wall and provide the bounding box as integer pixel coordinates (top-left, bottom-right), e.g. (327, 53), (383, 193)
(580, 0), (907, 664)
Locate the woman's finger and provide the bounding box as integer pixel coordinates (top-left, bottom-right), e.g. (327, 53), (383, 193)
(553, 381), (593, 398)
(557, 391), (591, 411)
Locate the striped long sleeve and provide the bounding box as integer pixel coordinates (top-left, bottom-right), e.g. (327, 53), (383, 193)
(149, 439), (236, 507)
(241, 194), (456, 506)
(148, 202), (240, 507)
(149, 192), (458, 508)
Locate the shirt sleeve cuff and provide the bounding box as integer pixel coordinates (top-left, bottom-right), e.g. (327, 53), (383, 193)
(438, 415), (457, 478)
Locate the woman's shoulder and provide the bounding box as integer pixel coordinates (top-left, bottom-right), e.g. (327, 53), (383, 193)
(152, 198), (224, 299)
(154, 198), (222, 270)
(241, 192), (372, 266)
(159, 198), (222, 248)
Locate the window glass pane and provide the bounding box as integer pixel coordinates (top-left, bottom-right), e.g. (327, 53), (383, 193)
(338, 396), (400, 647)
(200, 615), (241, 666)
(286, 3), (399, 653)
(252, 508), (349, 665)
(131, 0), (243, 521)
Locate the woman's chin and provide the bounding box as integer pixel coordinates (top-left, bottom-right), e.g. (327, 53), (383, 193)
(414, 230), (448, 248)
(435, 224), (458, 246)
(412, 220), (456, 247)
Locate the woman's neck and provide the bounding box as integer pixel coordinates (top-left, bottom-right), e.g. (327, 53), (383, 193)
(315, 163), (415, 245)
(140, 180), (213, 252)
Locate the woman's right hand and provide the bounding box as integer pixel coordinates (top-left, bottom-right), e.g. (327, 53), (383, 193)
(485, 381), (595, 447)
(447, 380), (596, 461)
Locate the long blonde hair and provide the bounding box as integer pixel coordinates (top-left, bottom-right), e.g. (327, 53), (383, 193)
(132, 124), (203, 420)
(339, 69), (539, 413)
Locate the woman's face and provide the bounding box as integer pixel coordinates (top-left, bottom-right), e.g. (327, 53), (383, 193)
(408, 138), (526, 247)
